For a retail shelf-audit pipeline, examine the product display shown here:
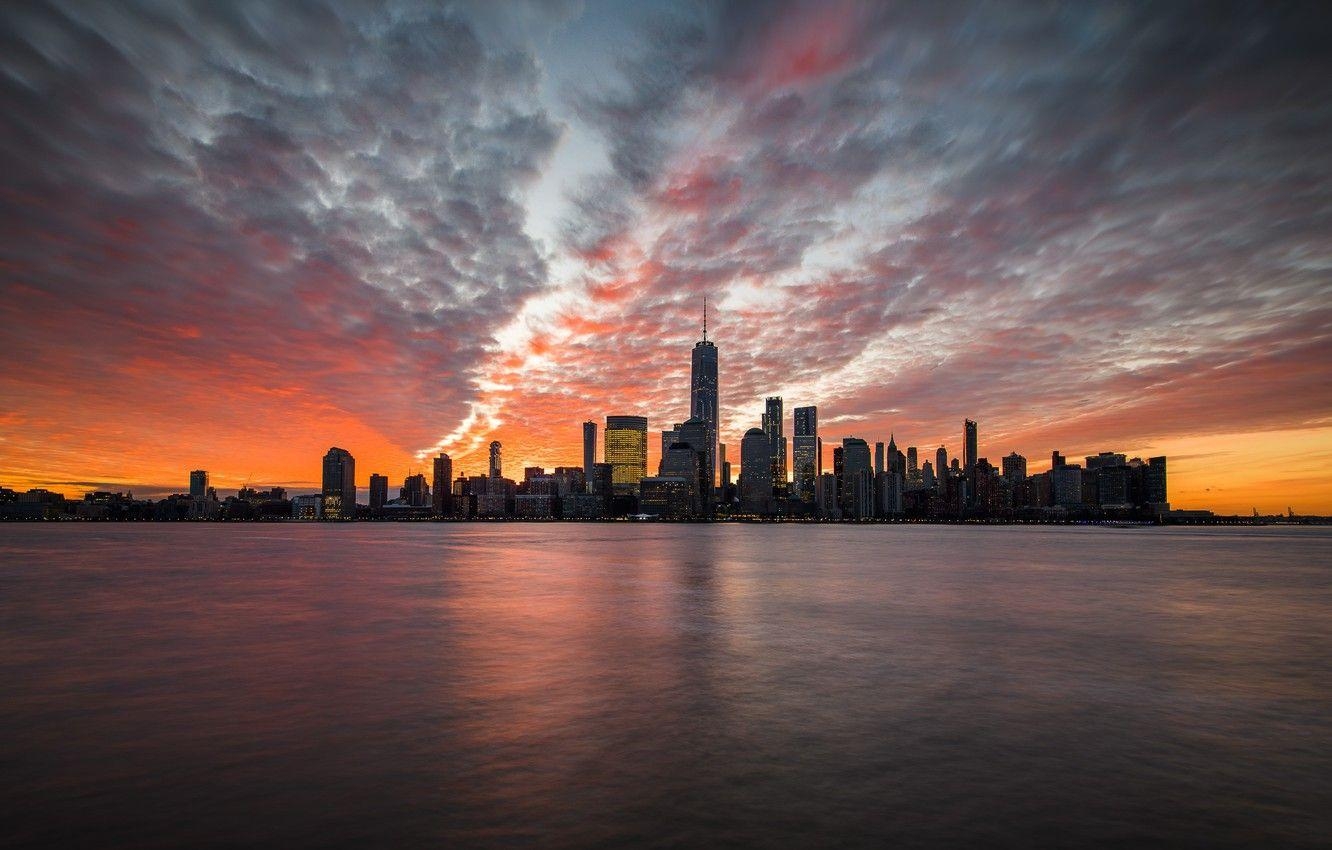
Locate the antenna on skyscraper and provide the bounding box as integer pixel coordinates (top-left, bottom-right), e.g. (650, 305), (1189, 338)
(702, 293), (708, 342)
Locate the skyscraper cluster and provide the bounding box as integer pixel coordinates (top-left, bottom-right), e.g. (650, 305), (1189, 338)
(1, 306), (1184, 522)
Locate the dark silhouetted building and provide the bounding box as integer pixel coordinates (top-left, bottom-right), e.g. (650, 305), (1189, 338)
(964, 419), (978, 506)
(1052, 463), (1082, 508)
(1002, 452), (1027, 484)
(582, 421), (597, 492)
(401, 473), (429, 507)
(841, 438), (873, 519)
(660, 442), (701, 513)
(676, 417), (712, 513)
(432, 453), (452, 515)
(489, 441), (503, 480)
(739, 427), (771, 513)
(321, 447), (356, 520)
(590, 462), (615, 512)
(369, 473), (388, 512)
(690, 303), (719, 500)
(639, 476), (693, 518)
(189, 470), (208, 501)
(762, 397), (785, 493)
(1144, 456), (1168, 509)
(935, 446), (948, 495)
(793, 405), (820, 503)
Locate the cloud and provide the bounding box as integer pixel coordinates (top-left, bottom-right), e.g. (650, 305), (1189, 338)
(479, 0), (1331, 480)
(0, 0), (565, 487)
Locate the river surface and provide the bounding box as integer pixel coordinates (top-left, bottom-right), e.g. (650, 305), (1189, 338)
(2, 523), (1329, 848)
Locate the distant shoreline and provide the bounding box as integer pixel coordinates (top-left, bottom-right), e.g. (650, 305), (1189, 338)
(3, 516), (1325, 527)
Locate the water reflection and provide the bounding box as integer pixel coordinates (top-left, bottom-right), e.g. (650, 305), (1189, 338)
(1, 523), (1328, 848)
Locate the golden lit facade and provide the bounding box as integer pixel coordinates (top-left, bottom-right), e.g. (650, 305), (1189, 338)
(604, 415), (648, 491)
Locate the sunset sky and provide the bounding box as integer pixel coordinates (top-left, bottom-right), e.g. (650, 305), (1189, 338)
(1, 1), (1329, 514)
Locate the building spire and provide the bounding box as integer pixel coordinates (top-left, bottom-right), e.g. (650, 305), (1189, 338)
(702, 293), (707, 342)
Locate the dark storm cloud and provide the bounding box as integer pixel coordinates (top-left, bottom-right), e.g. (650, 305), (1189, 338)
(0, 0), (562, 456)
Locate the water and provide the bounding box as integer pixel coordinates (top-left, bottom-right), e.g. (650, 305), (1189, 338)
(1, 523), (1328, 848)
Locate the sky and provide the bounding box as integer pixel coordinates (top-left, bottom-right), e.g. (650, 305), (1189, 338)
(1, 0), (1329, 514)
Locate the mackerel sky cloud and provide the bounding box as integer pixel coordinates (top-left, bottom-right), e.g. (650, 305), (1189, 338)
(1, 0), (1329, 512)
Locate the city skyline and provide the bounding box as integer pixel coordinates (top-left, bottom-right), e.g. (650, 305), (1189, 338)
(2, 2), (1330, 514)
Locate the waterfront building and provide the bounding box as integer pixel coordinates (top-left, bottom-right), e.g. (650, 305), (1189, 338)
(661, 441), (701, 513)
(1052, 463), (1083, 508)
(489, 441), (503, 480)
(1144, 456), (1168, 507)
(475, 493), (508, 517)
(605, 415), (649, 491)
(582, 421), (597, 491)
(964, 419), (978, 506)
(189, 470), (208, 501)
(739, 427), (771, 513)
(432, 453), (452, 515)
(676, 417), (712, 512)
(639, 477), (694, 518)
(514, 495), (554, 518)
(817, 472), (839, 517)
(841, 438), (873, 519)
(401, 473), (429, 507)
(690, 300), (719, 499)
(369, 474), (388, 512)
(659, 425), (681, 474)
(1002, 452), (1027, 484)
(291, 493), (323, 520)
(793, 406), (820, 503)
(321, 447), (356, 520)
(878, 470), (904, 515)
(762, 397), (785, 492)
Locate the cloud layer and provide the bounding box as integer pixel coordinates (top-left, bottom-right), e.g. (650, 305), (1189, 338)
(1, 1), (1329, 510)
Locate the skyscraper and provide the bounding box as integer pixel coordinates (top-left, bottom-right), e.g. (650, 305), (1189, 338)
(841, 438), (873, 519)
(582, 421), (597, 492)
(488, 441), (502, 479)
(874, 442), (885, 476)
(964, 419), (978, 471)
(677, 417), (712, 512)
(1144, 456), (1168, 506)
(690, 298), (719, 498)
(659, 424), (681, 474)
(321, 446), (356, 520)
(189, 470), (208, 501)
(660, 442), (701, 514)
(401, 473), (429, 507)
(739, 427), (771, 512)
(793, 405), (819, 503)
(369, 473), (388, 512)
(432, 453), (452, 514)
(761, 396), (785, 493)
(605, 415), (648, 491)
(1002, 452), (1027, 484)
(964, 419), (978, 507)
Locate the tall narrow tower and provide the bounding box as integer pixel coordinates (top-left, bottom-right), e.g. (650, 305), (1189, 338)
(690, 296), (719, 509)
